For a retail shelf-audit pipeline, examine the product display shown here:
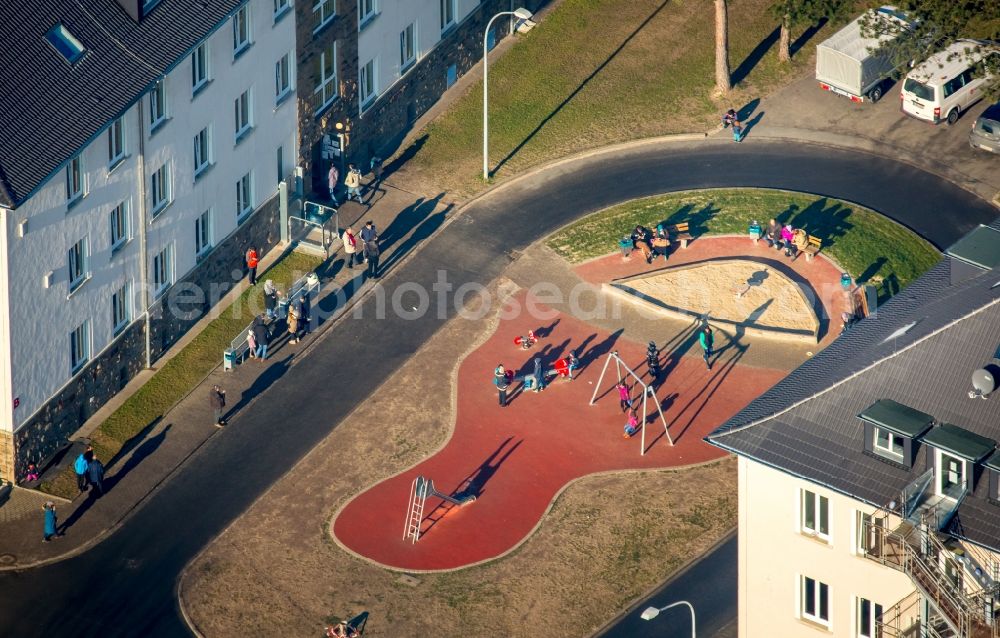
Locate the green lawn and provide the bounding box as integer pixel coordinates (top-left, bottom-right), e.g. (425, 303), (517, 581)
(40, 250), (322, 499)
(546, 188), (941, 298)
(397, 0), (836, 198)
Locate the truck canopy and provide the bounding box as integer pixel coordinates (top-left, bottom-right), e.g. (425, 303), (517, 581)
(816, 7), (912, 95)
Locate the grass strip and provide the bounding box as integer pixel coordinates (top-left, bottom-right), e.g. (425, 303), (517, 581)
(40, 251), (322, 499)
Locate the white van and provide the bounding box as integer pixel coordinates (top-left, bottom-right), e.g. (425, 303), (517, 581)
(900, 40), (996, 125)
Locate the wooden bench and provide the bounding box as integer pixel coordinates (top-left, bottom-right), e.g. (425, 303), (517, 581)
(669, 222), (693, 249)
(803, 235), (822, 261)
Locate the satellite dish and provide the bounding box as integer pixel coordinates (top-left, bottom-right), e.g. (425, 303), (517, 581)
(972, 368), (996, 396)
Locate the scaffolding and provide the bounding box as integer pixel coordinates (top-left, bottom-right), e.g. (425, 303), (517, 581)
(589, 351), (673, 455)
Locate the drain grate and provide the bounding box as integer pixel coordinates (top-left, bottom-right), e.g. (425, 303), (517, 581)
(0, 554), (17, 565)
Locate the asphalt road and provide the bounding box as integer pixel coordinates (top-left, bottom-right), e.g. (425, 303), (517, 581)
(0, 141), (995, 637)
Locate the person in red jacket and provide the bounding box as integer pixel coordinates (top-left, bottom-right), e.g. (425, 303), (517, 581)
(245, 246), (259, 285)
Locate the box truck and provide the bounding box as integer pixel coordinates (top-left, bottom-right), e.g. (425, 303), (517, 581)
(816, 6), (913, 103)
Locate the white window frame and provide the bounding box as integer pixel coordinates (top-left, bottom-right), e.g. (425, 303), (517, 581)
(149, 79), (167, 129)
(359, 0), (377, 26)
(111, 282), (132, 334)
(110, 201), (130, 251)
(359, 57), (377, 109)
(194, 127), (212, 176)
(192, 42), (210, 93)
(275, 52), (293, 102)
(70, 321), (91, 373)
(800, 488), (830, 541)
(856, 596), (882, 638)
(313, 0), (336, 30)
(440, 0), (456, 31)
(151, 163), (171, 215)
(68, 237), (90, 291)
(873, 427), (905, 462)
(273, 0), (292, 21)
(234, 89), (253, 142)
(233, 3), (252, 55)
(854, 510), (874, 556)
(108, 117), (126, 167)
(66, 155), (84, 203)
(315, 42), (338, 112)
(195, 209), (213, 257)
(152, 245), (173, 297)
(236, 172), (253, 220)
(937, 449), (966, 497)
(400, 22), (416, 70)
(800, 575), (830, 627)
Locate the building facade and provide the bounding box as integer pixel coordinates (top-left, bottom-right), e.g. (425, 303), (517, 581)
(0, 0), (296, 480)
(709, 223), (1000, 638)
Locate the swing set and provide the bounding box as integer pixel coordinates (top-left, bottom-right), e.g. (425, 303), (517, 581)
(589, 351), (673, 455)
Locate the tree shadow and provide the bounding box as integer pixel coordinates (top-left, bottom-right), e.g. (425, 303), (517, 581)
(731, 27), (780, 87)
(790, 18), (828, 57)
(657, 202), (722, 239)
(491, 0), (671, 176)
(785, 197), (854, 248)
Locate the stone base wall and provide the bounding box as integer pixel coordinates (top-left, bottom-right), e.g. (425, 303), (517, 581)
(9, 197), (281, 483)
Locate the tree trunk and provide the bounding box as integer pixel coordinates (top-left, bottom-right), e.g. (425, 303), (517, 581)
(715, 0), (731, 93)
(778, 15), (791, 62)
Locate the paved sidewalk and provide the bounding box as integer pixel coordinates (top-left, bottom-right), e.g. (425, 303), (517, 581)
(0, 180), (451, 569)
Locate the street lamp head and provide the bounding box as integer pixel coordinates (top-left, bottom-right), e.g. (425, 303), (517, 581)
(640, 606), (660, 621)
(513, 7), (533, 20)
(335, 122), (345, 131)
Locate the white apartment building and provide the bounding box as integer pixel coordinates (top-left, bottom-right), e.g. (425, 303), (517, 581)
(0, 0), (296, 480)
(708, 225), (1000, 638)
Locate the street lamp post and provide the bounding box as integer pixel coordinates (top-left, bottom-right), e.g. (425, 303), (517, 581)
(482, 7), (533, 181)
(640, 600), (696, 638)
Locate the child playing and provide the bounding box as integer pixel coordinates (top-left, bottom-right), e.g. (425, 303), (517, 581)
(25, 463), (40, 482)
(624, 409), (640, 438)
(617, 380), (632, 413)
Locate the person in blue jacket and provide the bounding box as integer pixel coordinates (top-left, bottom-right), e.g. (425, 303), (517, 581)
(699, 326), (714, 370)
(43, 501), (58, 542)
(74, 451), (89, 492)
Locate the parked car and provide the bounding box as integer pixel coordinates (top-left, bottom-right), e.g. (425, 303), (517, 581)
(815, 6), (914, 103)
(900, 39), (997, 125)
(969, 103), (1000, 153)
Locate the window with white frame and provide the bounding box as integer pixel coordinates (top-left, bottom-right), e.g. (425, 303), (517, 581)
(112, 282), (131, 334)
(313, 0), (335, 29)
(440, 0), (455, 31)
(855, 511), (874, 556)
(110, 201), (129, 250)
(236, 172), (253, 219)
(801, 488), (830, 540)
(66, 155), (84, 202)
(873, 427), (905, 461)
(108, 117), (126, 166)
(194, 127), (212, 176)
(315, 42), (337, 111)
(856, 597), (883, 638)
(234, 89), (253, 141)
(152, 245), (173, 297)
(70, 321), (90, 373)
(938, 450), (966, 496)
(273, 0), (291, 20)
(151, 163), (171, 214)
(800, 575), (830, 626)
(68, 237), (90, 291)
(400, 22), (416, 69)
(195, 209), (213, 256)
(192, 42), (209, 92)
(233, 3), (252, 55)
(149, 79), (167, 128)
(275, 52), (292, 102)
(359, 0), (376, 25)
(359, 57), (377, 108)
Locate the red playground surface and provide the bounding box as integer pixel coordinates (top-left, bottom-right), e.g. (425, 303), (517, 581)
(331, 292), (786, 571)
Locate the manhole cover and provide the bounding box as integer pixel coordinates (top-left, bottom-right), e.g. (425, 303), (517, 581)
(0, 554), (17, 565)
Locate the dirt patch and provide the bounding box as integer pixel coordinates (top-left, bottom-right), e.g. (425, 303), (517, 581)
(180, 280), (737, 637)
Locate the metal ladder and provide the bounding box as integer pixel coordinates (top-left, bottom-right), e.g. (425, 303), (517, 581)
(403, 477), (431, 544)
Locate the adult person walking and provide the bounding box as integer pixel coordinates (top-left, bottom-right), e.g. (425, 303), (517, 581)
(298, 292), (312, 339)
(699, 325), (714, 370)
(494, 364), (511, 407)
(344, 163), (363, 204)
(328, 163), (340, 206)
(364, 236), (380, 279)
(342, 227), (359, 270)
(42, 502), (58, 542)
(87, 456), (106, 497)
(252, 314), (269, 361)
(263, 280), (280, 320)
(359, 220), (378, 246)
(288, 296), (301, 344)
(73, 450), (89, 493)
(210, 384), (227, 427)
(245, 246), (260, 286)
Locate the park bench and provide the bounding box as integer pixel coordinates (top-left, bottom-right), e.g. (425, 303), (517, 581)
(803, 235), (823, 261)
(669, 222), (693, 249)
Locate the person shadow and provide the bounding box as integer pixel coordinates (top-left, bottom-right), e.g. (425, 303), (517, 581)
(227, 354), (294, 415)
